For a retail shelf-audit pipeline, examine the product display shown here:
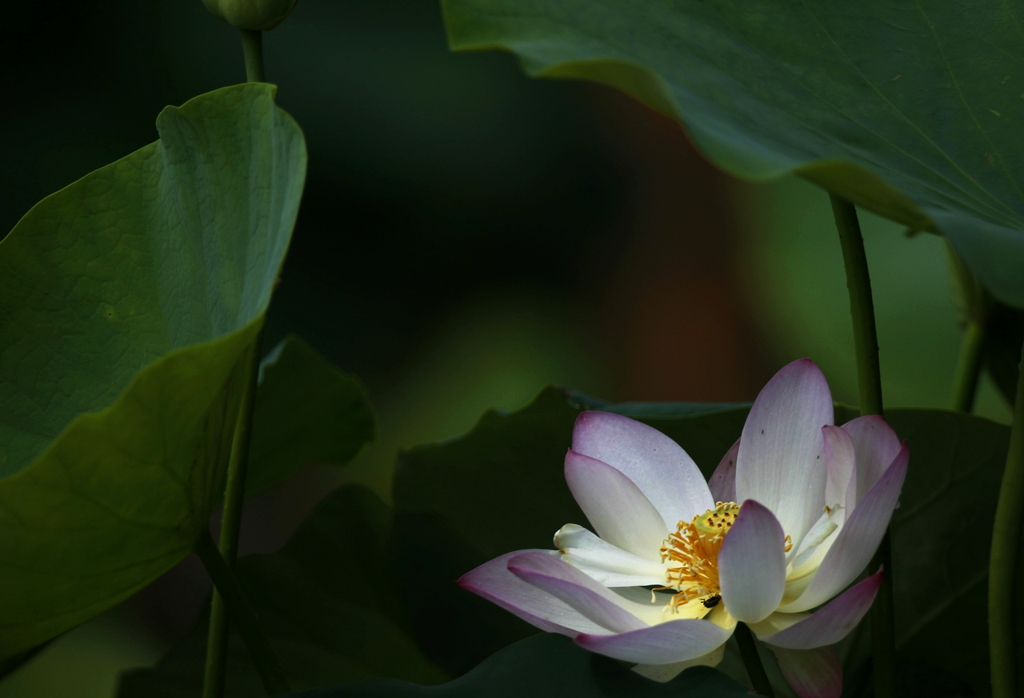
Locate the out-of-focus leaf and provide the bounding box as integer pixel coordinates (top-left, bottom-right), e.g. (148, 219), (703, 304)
(0, 83), (305, 658)
(0, 641), (51, 684)
(118, 485), (446, 697)
(442, 0), (1024, 307)
(394, 387), (1017, 691)
(286, 634), (749, 698)
(247, 336), (376, 495)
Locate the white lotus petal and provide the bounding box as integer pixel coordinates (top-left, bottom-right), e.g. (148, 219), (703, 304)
(633, 643), (726, 682)
(508, 552), (648, 634)
(787, 511), (838, 572)
(761, 569), (882, 649)
(458, 550), (606, 636)
(575, 617), (734, 664)
(841, 415), (901, 505)
(573, 411), (714, 529)
(564, 450), (669, 561)
(822, 425), (855, 525)
(736, 359), (833, 545)
(554, 523), (667, 587)
(781, 444), (907, 612)
(718, 500), (787, 623)
(709, 439), (739, 503)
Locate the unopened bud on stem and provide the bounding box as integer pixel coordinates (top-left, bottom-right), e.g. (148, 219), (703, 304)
(202, 0), (297, 31)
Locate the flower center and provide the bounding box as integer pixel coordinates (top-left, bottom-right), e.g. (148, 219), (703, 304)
(657, 502), (740, 612)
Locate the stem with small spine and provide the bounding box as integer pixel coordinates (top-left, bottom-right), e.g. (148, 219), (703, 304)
(830, 194), (897, 698)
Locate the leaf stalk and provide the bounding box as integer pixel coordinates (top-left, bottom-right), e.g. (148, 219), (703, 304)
(201, 328), (289, 697)
(195, 532), (290, 696)
(989, 339), (1024, 698)
(830, 194), (897, 698)
(951, 319), (987, 413)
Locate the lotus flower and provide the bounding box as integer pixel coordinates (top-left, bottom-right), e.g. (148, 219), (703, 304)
(458, 359), (908, 698)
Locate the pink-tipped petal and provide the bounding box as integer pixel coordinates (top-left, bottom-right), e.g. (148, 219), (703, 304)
(508, 552), (648, 634)
(572, 411), (714, 529)
(554, 524), (667, 588)
(841, 415), (902, 505)
(771, 646), (842, 698)
(736, 359), (833, 545)
(718, 500), (787, 623)
(458, 551), (605, 636)
(760, 569), (882, 649)
(564, 450), (668, 561)
(822, 426), (856, 523)
(575, 617), (733, 664)
(782, 444), (908, 612)
(709, 439), (739, 503)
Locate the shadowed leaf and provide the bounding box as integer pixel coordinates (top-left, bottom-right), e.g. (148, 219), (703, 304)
(442, 0), (1024, 306)
(0, 83), (305, 658)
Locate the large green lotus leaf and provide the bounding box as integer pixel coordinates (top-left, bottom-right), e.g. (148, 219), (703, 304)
(0, 83), (306, 658)
(118, 485), (447, 697)
(247, 336), (376, 495)
(442, 0), (1024, 307)
(862, 409), (1021, 695)
(286, 634), (748, 698)
(394, 388), (1017, 690)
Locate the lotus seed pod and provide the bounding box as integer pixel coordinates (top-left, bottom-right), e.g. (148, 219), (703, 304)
(202, 0), (297, 31)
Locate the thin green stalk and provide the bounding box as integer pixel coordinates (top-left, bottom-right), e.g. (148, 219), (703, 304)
(989, 339), (1024, 698)
(202, 329), (280, 697)
(195, 534), (290, 695)
(735, 623), (775, 698)
(830, 194), (897, 698)
(202, 26), (271, 696)
(945, 242), (990, 414)
(240, 29), (265, 83)
(831, 196), (883, 416)
(951, 319), (987, 413)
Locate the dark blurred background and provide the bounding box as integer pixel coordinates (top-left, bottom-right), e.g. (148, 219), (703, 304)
(0, 1), (1010, 695)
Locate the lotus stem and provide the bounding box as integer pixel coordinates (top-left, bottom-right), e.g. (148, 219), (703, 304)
(989, 339), (1024, 698)
(951, 319), (987, 413)
(735, 622), (775, 698)
(946, 244), (990, 414)
(201, 329), (284, 697)
(196, 533), (290, 696)
(241, 29), (265, 83)
(830, 194), (897, 698)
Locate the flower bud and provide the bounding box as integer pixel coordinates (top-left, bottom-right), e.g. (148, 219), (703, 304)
(202, 0), (297, 31)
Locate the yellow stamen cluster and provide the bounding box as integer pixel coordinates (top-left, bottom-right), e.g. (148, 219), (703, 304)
(655, 502), (795, 614)
(657, 502), (740, 612)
